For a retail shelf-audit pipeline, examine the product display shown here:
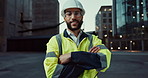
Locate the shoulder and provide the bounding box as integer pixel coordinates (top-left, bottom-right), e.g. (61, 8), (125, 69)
(91, 34), (102, 43)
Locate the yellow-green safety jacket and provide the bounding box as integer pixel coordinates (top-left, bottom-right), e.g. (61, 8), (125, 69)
(44, 30), (111, 78)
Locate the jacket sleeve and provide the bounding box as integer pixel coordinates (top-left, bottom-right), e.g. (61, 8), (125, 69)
(43, 36), (64, 78)
(92, 35), (111, 72)
(71, 51), (103, 70)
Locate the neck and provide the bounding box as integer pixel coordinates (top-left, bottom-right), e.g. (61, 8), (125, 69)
(67, 29), (80, 37)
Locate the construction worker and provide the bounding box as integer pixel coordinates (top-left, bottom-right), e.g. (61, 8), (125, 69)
(44, 0), (111, 78)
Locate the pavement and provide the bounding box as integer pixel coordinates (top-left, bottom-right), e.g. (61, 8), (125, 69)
(99, 51), (148, 78)
(0, 52), (46, 78)
(0, 51), (148, 78)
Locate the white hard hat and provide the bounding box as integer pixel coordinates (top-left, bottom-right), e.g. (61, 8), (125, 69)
(61, 0), (85, 17)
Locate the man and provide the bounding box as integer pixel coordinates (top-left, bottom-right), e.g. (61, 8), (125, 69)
(44, 0), (111, 78)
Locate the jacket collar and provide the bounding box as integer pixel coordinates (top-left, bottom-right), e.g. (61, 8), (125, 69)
(63, 29), (89, 42)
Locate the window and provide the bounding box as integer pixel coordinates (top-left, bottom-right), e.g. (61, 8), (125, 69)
(104, 8), (107, 11)
(109, 13), (112, 17)
(103, 13), (106, 17)
(108, 9), (112, 11)
(103, 19), (107, 23)
(109, 19), (112, 23)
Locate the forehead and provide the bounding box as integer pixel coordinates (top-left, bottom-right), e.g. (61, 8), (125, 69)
(65, 8), (81, 12)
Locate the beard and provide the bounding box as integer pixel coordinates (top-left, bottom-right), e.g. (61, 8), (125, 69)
(66, 19), (83, 31)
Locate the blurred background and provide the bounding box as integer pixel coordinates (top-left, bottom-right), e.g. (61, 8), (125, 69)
(0, 0), (148, 78)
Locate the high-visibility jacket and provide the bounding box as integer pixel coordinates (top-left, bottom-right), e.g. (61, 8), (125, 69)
(44, 30), (111, 78)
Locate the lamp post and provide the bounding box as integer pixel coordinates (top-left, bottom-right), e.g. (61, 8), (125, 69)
(141, 25), (144, 51)
(130, 41), (132, 51)
(119, 35), (122, 50)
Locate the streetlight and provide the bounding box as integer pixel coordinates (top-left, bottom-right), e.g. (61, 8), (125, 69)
(120, 35), (123, 38)
(118, 47), (120, 50)
(119, 35), (122, 50)
(111, 47), (113, 50)
(130, 41), (132, 51)
(141, 25), (144, 51)
(125, 47), (128, 50)
(104, 34), (107, 37)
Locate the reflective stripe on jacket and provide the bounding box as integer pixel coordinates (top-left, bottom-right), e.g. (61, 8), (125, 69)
(44, 30), (111, 78)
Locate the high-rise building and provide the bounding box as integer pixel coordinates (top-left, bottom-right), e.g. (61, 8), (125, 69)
(112, 0), (148, 51)
(96, 6), (112, 48)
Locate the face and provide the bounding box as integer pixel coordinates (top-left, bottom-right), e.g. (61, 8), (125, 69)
(64, 8), (83, 31)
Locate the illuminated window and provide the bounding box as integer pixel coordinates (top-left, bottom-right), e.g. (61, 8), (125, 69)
(104, 26), (107, 29)
(96, 26), (99, 30)
(110, 30), (112, 32)
(108, 9), (112, 11)
(133, 42), (135, 45)
(104, 8), (107, 11)
(142, 25), (144, 28)
(104, 35), (107, 37)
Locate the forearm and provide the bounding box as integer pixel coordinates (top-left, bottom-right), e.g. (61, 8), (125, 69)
(71, 51), (107, 70)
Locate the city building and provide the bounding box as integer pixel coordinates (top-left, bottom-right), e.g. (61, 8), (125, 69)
(96, 6), (112, 48)
(112, 0), (148, 51)
(0, 0), (59, 52)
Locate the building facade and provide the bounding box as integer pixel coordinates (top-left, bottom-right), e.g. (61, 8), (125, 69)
(0, 0), (59, 52)
(96, 6), (112, 48)
(112, 0), (148, 51)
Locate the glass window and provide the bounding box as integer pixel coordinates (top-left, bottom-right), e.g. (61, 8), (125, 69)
(103, 19), (107, 23)
(109, 19), (112, 23)
(109, 13), (112, 17)
(103, 13), (106, 17)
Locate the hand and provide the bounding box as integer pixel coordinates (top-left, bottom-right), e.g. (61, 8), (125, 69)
(89, 46), (100, 53)
(59, 53), (71, 64)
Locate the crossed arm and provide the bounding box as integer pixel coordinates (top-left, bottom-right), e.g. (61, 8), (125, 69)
(59, 46), (100, 64)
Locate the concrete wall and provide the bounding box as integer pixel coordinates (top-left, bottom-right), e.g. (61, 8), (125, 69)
(0, 0), (6, 52)
(32, 0), (59, 36)
(0, 0), (59, 52)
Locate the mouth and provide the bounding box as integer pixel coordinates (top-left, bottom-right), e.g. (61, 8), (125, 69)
(71, 21), (77, 25)
(70, 21), (79, 26)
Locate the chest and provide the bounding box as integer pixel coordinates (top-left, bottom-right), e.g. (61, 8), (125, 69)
(62, 38), (90, 54)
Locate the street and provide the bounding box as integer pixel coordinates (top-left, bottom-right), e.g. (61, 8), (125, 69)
(0, 52), (46, 78)
(99, 52), (148, 78)
(0, 51), (148, 78)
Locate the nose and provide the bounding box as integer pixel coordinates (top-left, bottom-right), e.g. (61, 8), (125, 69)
(71, 14), (77, 20)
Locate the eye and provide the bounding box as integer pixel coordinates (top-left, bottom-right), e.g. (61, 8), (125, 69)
(74, 12), (79, 15)
(74, 11), (81, 16)
(65, 12), (72, 16)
